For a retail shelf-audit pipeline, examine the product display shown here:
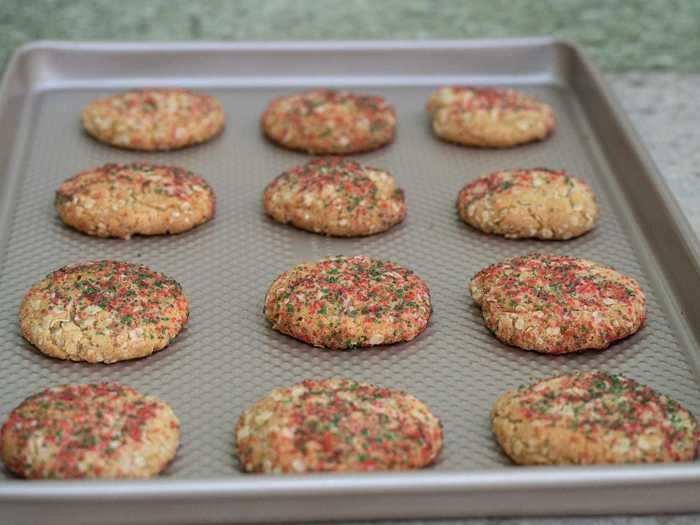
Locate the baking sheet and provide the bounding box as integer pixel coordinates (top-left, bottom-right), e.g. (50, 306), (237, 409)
(0, 39), (699, 524)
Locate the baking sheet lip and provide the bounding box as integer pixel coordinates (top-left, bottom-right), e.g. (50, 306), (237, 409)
(6, 37), (567, 93)
(11, 37), (562, 56)
(566, 38), (700, 349)
(29, 74), (560, 92)
(567, 38), (700, 259)
(1, 464), (699, 499)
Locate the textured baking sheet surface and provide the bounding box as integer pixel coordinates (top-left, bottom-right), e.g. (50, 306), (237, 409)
(0, 83), (699, 481)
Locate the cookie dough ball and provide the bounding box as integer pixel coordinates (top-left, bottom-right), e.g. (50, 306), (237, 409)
(492, 372), (699, 464)
(470, 254), (646, 353)
(56, 163), (215, 239)
(426, 86), (554, 148)
(456, 168), (598, 240)
(81, 88), (225, 151)
(235, 378), (443, 473)
(20, 260), (189, 363)
(263, 157), (405, 237)
(264, 256), (432, 349)
(1, 383), (179, 478)
(261, 89), (396, 154)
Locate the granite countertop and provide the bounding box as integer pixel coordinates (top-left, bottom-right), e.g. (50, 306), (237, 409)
(1, 0), (699, 71)
(610, 73), (700, 237)
(0, 1), (698, 524)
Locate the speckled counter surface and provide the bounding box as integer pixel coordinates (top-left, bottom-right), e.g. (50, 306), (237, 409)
(609, 73), (700, 237)
(2, 0), (700, 71)
(1, 2), (699, 525)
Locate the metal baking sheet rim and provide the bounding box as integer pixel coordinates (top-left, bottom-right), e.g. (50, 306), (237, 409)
(0, 38), (699, 523)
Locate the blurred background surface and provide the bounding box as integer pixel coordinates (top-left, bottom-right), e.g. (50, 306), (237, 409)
(1, 0), (699, 72)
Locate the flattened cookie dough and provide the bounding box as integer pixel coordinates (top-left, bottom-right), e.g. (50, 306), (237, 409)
(235, 378), (443, 473)
(56, 163), (215, 239)
(263, 157), (405, 237)
(457, 168), (598, 240)
(19, 260), (189, 363)
(261, 89), (396, 154)
(492, 372), (699, 465)
(470, 254), (646, 353)
(0, 383), (180, 478)
(81, 88), (225, 151)
(264, 255), (432, 349)
(426, 86), (554, 148)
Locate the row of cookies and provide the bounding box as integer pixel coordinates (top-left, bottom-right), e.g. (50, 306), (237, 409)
(0, 378), (440, 478)
(15, 250), (646, 363)
(81, 86), (554, 153)
(55, 159), (597, 242)
(3, 371), (698, 479)
(262, 160), (598, 241)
